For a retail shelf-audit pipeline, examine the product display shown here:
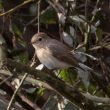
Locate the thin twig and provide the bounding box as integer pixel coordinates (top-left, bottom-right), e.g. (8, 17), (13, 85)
(23, 6), (50, 34)
(85, 0), (88, 18)
(90, 0), (100, 22)
(0, 94), (26, 110)
(0, 75), (13, 85)
(37, 0), (41, 33)
(0, 0), (33, 17)
(7, 73), (28, 110)
(74, 51), (98, 61)
(0, 69), (52, 90)
(82, 93), (110, 104)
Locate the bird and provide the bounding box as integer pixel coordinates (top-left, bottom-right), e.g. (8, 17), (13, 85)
(31, 32), (92, 71)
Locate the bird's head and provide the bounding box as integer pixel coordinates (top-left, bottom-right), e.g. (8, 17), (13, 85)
(31, 32), (49, 49)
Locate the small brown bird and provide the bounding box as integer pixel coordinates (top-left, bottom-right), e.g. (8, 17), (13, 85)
(31, 32), (92, 71)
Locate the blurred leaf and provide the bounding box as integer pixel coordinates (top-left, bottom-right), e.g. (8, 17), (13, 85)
(64, 102), (78, 110)
(14, 51), (28, 64)
(70, 15), (85, 24)
(96, 28), (103, 41)
(42, 95), (58, 110)
(37, 87), (45, 96)
(91, 25), (97, 33)
(0, 100), (7, 110)
(27, 87), (45, 99)
(59, 69), (68, 81)
(88, 84), (97, 94)
(25, 87), (36, 94)
(58, 13), (65, 25)
(59, 69), (77, 84)
(105, 56), (110, 65)
(0, 0), (3, 9)
(9, 23), (22, 37)
(102, 106), (110, 110)
(73, 51), (87, 63)
(29, 3), (38, 16)
(12, 78), (20, 89)
(62, 31), (73, 47)
(40, 8), (56, 24)
(0, 34), (6, 68)
(95, 20), (100, 27)
(70, 26), (75, 38)
(77, 69), (90, 89)
(70, 15), (98, 34)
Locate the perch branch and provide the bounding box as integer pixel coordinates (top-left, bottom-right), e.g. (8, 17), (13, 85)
(3, 58), (104, 110)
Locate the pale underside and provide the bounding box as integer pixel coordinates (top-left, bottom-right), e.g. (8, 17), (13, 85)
(36, 48), (73, 69)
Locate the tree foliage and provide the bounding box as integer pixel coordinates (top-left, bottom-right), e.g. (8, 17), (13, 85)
(0, 0), (110, 110)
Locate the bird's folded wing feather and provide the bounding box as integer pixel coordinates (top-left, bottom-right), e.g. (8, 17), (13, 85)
(46, 39), (80, 67)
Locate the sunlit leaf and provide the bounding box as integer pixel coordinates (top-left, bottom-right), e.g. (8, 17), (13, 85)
(59, 69), (77, 84)
(37, 87), (45, 96)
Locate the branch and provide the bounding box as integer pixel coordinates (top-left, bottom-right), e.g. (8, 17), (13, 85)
(3, 58), (104, 110)
(7, 73), (29, 110)
(82, 93), (110, 104)
(0, 0), (33, 17)
(1, 69), (110, 105)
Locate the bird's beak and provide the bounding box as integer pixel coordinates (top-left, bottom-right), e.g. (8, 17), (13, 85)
(28, 40), (35, 45)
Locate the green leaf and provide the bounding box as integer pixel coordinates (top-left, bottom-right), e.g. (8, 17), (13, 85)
(37, 87), (45, 96)
(59, 69), (77, 84)
(59, 69), (69, 81)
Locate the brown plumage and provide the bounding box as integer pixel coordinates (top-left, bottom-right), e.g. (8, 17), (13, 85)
(31, 32), (92, 71)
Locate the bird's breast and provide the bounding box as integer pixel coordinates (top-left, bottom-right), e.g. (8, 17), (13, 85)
(36, 48), (52, 61)
(36, 48), (72, 69)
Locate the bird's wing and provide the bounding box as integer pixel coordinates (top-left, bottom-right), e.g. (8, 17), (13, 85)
(46, 39), (80, 67)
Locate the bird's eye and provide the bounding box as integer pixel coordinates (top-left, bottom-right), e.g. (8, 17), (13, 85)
(38, 37), (42, 41)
